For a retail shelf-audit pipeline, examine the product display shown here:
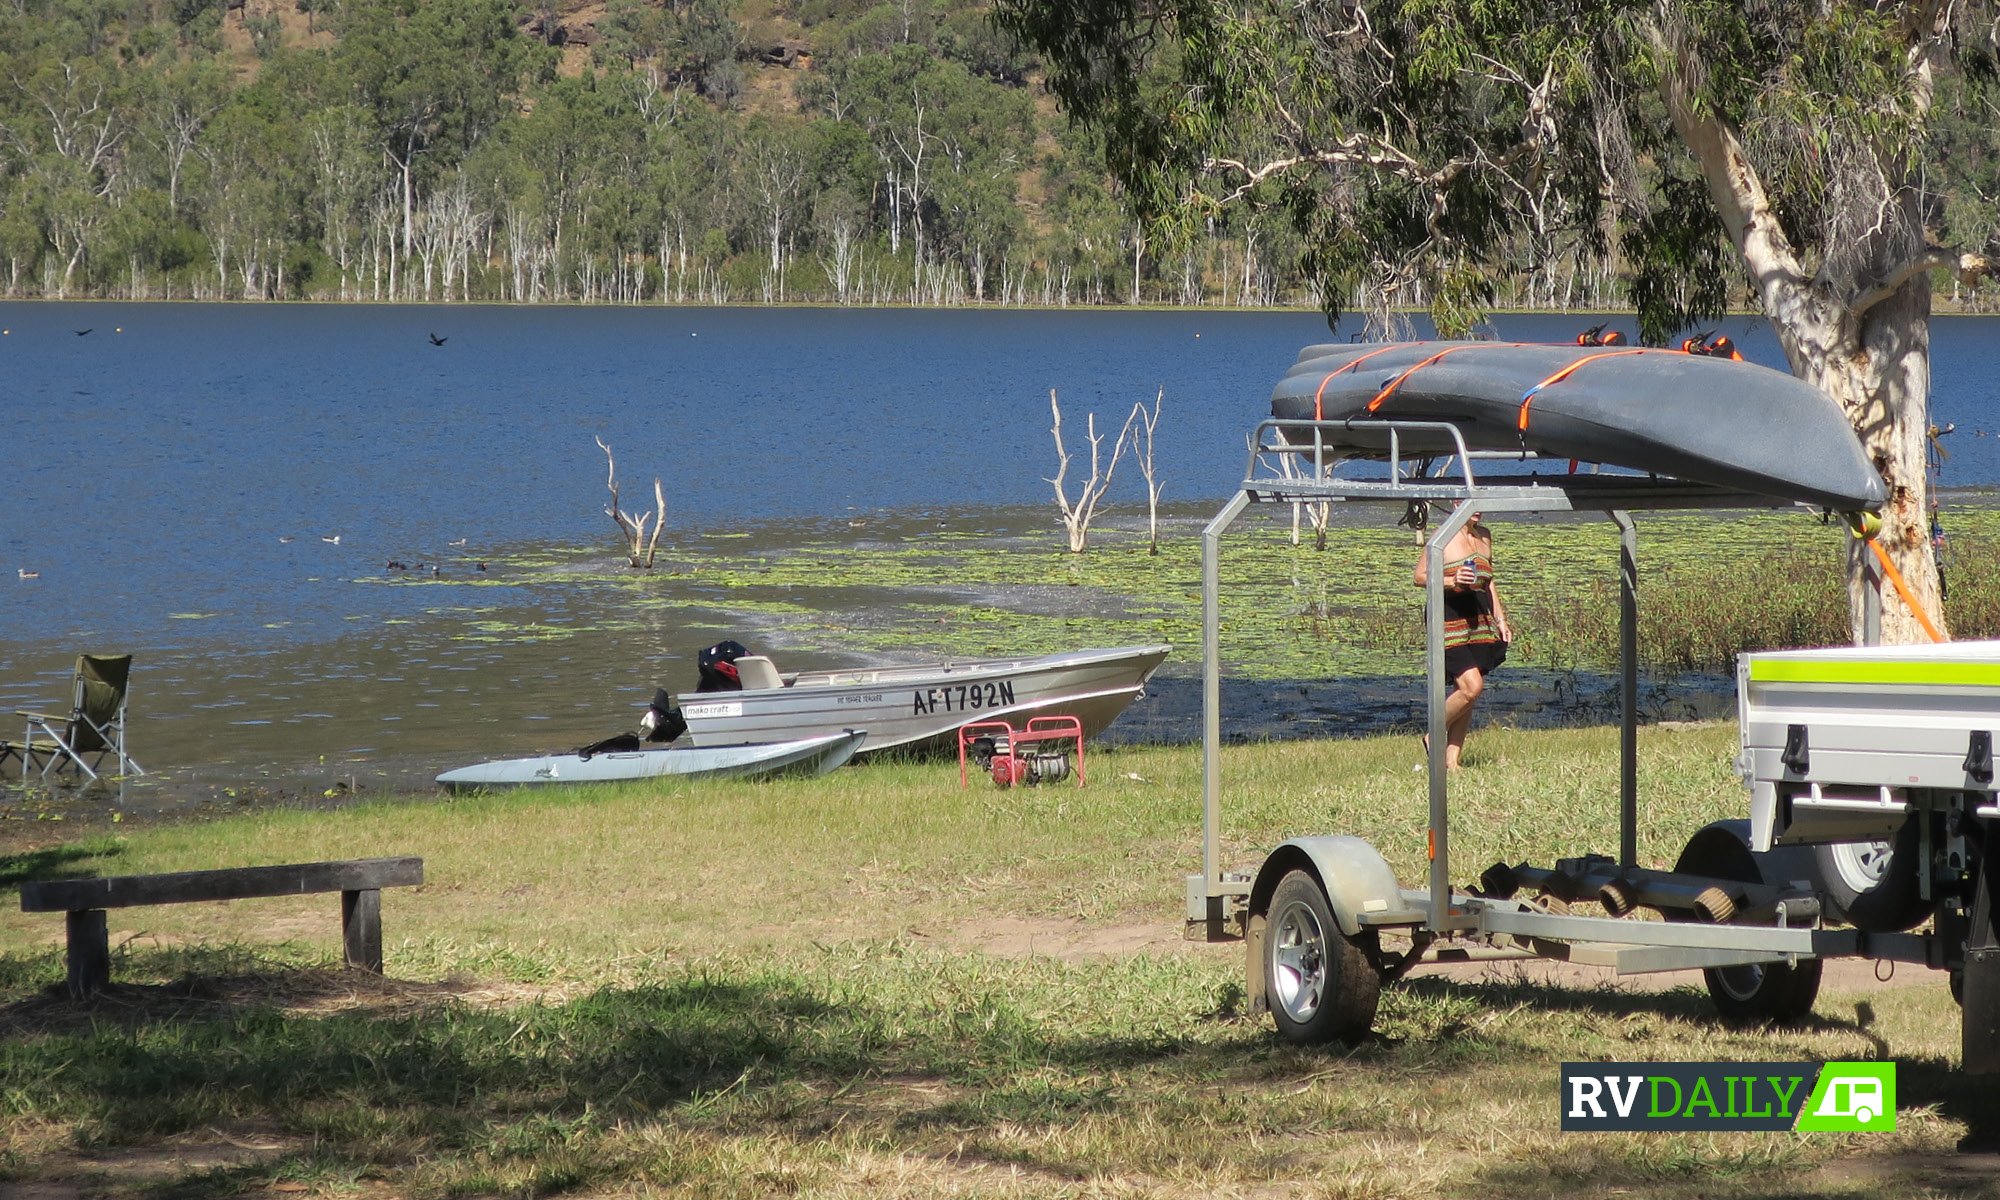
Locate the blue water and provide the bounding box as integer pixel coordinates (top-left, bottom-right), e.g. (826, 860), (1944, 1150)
(6, 303), (1999, 654)
(1, 303), (1996, 801)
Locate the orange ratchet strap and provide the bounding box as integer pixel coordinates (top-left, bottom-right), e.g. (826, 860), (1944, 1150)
(1516, 348), (1655, 432)
(1866, 537), (1945, 644)
(1313, 343), (1415, 419)
(1367, 343), (1520, 413)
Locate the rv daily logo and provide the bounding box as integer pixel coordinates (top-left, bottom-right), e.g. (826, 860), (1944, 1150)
(1562, 1062), (1895, 1132)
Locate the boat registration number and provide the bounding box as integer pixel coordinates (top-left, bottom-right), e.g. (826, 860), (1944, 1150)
(913, 681), (1016, 716)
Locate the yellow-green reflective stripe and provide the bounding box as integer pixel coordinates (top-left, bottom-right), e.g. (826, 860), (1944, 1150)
(1749, 659), (2000, 688)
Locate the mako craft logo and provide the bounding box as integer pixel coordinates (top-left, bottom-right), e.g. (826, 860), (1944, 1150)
(1562, 1062), (1896, 1132)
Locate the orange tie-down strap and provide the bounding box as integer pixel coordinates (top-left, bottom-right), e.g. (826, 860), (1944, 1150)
(1312, 343), (1416, 419)
(1515, 348), (1659, 432)
(1366, 343), (1528, 413)
(1867, 537), (1945, 644)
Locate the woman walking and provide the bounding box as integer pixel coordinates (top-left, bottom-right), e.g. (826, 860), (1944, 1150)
(1413, 509), (1511, 769)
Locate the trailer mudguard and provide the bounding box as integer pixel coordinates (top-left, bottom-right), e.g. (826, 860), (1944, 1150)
(1681, 819), (1818, 893)
(1249, 836), (1407, 937)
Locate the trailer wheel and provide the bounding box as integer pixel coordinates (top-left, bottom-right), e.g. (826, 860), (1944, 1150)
(1675, 825), (1822, 1025)
(1813, 818), (1929, 933)
(1265, 870), (1379, 1045)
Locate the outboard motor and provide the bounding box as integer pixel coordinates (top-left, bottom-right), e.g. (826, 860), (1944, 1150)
(696, 640), (750, 692)
(638, 686), (685, 744)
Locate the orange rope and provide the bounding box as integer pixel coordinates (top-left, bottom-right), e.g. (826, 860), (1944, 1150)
(1866, 537), (1945, 644)
(1313, 343), (1414, 418)
(1367, 343), (1520, 413)
(1516, 348), (1657, 432)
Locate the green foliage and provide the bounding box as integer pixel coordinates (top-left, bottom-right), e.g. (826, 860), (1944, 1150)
(0, 0), (1992, 314)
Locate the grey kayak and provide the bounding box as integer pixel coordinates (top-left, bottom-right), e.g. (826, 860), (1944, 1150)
(435, 729), (866, 791)
(678, 645), (1171, 754)
(1270, 341), (1887, 512)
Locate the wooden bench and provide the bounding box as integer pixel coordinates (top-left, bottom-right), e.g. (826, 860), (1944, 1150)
(19, 857), (424, 997)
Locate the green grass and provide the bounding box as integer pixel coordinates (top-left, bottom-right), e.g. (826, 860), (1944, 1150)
(0, 727), (1985, 1198)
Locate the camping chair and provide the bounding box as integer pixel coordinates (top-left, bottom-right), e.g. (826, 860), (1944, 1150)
(0, 654), (144, 783)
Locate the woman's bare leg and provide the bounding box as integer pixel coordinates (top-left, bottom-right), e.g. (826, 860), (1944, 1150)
(1443, 666), (1484, 769)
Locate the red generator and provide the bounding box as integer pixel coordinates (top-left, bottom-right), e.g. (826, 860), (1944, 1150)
(958, 716), (1086, 789)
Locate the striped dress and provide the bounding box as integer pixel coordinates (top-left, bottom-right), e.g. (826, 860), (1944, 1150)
(1441, 552), (1501, 652)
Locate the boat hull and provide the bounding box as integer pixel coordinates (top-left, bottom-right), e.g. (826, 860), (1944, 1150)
(435, 729), (866, 791)
(677, 645), (1171, 754)
(1270, 341), (1886, 512)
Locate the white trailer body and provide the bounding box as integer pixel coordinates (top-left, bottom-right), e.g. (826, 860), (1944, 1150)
(1739, 641), (2000, 850)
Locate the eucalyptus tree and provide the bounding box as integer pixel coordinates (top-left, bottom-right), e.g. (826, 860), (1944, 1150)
(303, 103), (380, 300)
(194, 96), (290, 297)
(997, 0), (1978, 641)
(132, 57), (226, 215)
(329, 0), (546, 271)
(0, 180), (38, 292)
(740, 116), (815, 302)
(7, 58), (128, 296)
(810, 43), (1033, 293)
(1930, 67), (2000, 309)
(646, 103), (736, 302)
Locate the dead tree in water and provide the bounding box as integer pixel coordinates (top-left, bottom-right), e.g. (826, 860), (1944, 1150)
(595, 436), (666, 568)
(1047, 388), (1128, 552)
(1258, 433), (1330, 550)
(1126, 388), (1165, 554)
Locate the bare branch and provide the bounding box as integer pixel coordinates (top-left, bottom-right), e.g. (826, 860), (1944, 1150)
(1126, 388), (1166, 554)
(644, 477), (667, 568)
(596, 436), (630, 536)
(1046, 388), (1128, 552)
(595, 436), (667, 568)
(1852, 248), (1962, 318)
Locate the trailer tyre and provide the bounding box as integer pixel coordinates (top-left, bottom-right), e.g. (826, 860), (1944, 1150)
(1265, 870), (1380, 1045)
(1674, 825), (1822, 1025)
(1813, 819), (1929, 933)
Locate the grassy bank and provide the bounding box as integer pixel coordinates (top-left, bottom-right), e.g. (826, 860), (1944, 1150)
(504, 503), (2000, 686)
(1, 727), (1985, 1198)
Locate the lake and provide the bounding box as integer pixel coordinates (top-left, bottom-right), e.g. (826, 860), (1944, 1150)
(4, 304), (1998, 811)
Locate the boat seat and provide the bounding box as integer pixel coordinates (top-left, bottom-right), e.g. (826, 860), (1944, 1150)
(734, 655), (785, 690)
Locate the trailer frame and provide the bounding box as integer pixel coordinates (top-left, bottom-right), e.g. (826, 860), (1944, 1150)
(1179, 415), (2000, 1057)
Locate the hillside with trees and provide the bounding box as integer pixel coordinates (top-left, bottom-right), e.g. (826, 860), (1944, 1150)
(2, 0), (1997, 314)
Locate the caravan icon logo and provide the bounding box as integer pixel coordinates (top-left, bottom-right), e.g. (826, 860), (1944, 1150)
(1562, 1061), (1896, 1132)
(1795, 1062), (1897, 1132)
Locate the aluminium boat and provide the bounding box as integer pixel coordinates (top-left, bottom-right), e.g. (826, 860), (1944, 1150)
(435, 729), (866, 791)
(675, 645), (1171, 754)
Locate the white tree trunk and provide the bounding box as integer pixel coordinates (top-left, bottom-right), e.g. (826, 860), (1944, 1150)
(1662, 42), (1945, 645)
(1780, 286), (1942, 644)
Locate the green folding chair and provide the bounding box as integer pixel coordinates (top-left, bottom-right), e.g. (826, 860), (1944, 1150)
(0, 654), (145, 783)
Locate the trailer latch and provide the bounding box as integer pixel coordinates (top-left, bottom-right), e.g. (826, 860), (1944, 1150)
(1966, 730), (1994, 784)
(1781, 724), (1810, 776)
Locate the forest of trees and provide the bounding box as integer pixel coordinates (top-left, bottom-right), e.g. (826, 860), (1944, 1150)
(3, 0), (1999, 311)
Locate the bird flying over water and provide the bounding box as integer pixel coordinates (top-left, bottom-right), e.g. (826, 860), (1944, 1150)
(428, 332), (448, 346)
(74, 328), (92, 336)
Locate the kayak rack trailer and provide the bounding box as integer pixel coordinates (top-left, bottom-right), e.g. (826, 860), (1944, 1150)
(1187, 417), (1885, 959)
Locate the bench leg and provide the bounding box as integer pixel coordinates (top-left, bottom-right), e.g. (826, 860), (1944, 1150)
(341, 888), (383, 973)
(65, 909), (109, 997)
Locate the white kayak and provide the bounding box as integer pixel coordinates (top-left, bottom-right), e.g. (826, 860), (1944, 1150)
(435, 729), (866, 791)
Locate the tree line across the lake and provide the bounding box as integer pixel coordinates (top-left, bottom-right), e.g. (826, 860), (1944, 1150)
(8, 0), (1998, 312)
